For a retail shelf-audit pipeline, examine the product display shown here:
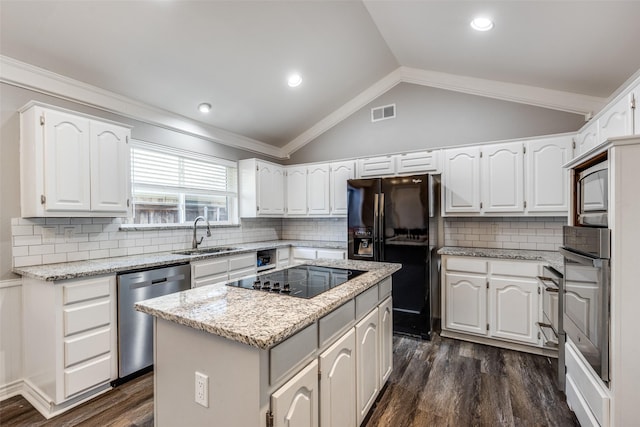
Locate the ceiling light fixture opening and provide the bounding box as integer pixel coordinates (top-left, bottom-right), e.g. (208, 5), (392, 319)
(287, 74), (302, 88)
(470, 17), (494, 32)
(198, 103), (212, 113)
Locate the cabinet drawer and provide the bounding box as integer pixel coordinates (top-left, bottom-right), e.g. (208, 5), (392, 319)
(64, 328), (111, 367)
(228, 253), (255, 271)
(270, 323), (318, 385)
(319, 300), (355, 348)
(64, 355), (111, 398)
(491, 260), (540, 278)
(565, 340), (610, 426)
(193, 273), (228, 288)
(316, 249), (345, 260)
(192, 258), (228, 279)
(228, 267), (256, 280)
(356, 285), (379, 320)
(277, 247), (290, 261)
(292, 248), (317, 260)
(63, 277), (111, 305)
(358, 156), (395, 177)
(378, 277), (392, 299)
(396, 151), (440, 174)
(63, 300), (111, 336)
(445, 257), (488, 274)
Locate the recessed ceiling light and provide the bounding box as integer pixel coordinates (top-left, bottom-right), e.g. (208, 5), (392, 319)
(198, 103), (212, 113)
(287, 74), (302, 88)
(470, 17), (494, 32)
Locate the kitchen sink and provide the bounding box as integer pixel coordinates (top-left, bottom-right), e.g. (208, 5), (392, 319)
(173, 247), (238, 256)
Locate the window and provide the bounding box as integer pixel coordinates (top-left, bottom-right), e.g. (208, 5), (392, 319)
(129, 140), (238, 225)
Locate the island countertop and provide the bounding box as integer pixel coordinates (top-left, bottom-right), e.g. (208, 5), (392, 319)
(135, 258), (401, 350)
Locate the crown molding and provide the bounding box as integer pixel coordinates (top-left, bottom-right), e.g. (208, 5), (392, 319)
(0, 55), (284, 159)
(282, 66), (607, 157)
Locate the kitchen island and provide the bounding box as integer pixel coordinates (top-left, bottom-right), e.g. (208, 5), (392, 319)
(136, 258), (400, 427)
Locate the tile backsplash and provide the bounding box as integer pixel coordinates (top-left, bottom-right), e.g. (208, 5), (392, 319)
(443, 217), (566, 251)
(11, 217), (282, 268)
(11, 215), (565, 268)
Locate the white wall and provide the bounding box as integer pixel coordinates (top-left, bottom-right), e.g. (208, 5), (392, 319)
(286, 83), (585, 164)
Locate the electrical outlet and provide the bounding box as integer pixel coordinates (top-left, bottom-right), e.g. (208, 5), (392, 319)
(195, 371), (209, 408)
(63, 226), (75, 240)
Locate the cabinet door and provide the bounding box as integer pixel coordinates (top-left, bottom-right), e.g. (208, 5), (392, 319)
(488, 278), (539, 345)
(90, 122), (130, 212)
(443, 147), (481, 213)
(257, 162), (285, 215)
(444, 272), (487, 335)
(396, 150), (440, 174)
(43, 109), (91, 212)
(633, 84), (640, 134)
(307, 164), (330, 216)
(598, 94), (633, 142)
(271, 359), (318, 427)
(355, 308), (379, 426)
(575, 122), (599, 156)
(286, 166), (308, 216)
(319, 328), (356, 427)
(482, 142), (524, 213)
(329, 161), (355, 216)
(525, 136), (572, 213)
(357, 156), (395, 178)
(379, 297), (393, 385)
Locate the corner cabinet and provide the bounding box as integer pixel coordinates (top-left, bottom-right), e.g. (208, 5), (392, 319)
(441, 255), (547, 352)
(239, 159), (285, 217)
(442, 135), (572, 216)
(20, 102), (131, 217)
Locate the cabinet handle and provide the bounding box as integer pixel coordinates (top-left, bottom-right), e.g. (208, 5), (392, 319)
(40, 194), (46, 205)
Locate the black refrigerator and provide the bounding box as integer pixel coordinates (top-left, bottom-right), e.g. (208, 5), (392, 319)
(347, 175), (434, 339)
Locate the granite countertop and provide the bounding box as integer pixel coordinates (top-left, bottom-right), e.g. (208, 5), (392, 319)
(438, 246), (563, 272)
(135, 258), (401, 350)
(14, 239), (346, 281)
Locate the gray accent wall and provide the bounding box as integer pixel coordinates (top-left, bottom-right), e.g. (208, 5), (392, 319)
(286, 83), (586, 164)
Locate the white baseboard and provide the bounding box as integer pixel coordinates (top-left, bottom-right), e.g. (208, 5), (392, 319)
(21, 378), (113, 419)
(0, 379), (23, 401)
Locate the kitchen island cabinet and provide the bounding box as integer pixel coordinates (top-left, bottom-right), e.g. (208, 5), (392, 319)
(136, 259), (399, 427)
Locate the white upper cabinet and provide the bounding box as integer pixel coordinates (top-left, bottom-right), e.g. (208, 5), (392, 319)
(90, 121), (131, 213)
(20, 102), (131, 217)
(443, 136), (571, 216)
(286, 166), (308, 216)
(598, 93), (634, 142)
(525, 136), (572, 213)
(329, 160), (355, 216)
(357, 156), (395, 177)
(239, 159), (285, 217)
(633, 83), (640, 134)
(395, 150), (441, 175)
(443, 146), (481, 213)
(482, 142), (524, 213)
(307, 164), (330, 216)
(574, 121), (599, 156)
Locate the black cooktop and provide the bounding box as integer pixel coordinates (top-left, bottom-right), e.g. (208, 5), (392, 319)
(226, 264), (366, 299)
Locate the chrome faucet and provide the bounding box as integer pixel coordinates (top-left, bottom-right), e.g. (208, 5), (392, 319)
(192, 216), (212, 249)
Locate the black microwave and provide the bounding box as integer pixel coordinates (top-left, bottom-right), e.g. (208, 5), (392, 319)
(576, 160), (608, 227)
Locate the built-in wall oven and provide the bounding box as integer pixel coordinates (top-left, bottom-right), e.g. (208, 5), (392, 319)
(574, 155), (608, 227)
(537, 265), (565, 391)
(559, 226), (611, 384)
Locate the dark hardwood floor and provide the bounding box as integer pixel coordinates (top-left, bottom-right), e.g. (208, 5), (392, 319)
(0, 334), (578, 427)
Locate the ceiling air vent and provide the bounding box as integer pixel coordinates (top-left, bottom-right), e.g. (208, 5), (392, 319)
(371, 104), (396, 122)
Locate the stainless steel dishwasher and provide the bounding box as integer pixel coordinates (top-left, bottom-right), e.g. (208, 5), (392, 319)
(116, 263), (191, 383)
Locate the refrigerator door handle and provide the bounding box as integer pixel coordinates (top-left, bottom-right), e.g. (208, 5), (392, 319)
(373, 193), (379, 261)
(379, 192), (385, 260)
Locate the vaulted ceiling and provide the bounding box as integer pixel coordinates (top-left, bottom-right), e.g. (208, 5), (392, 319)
(2, 1), (640, 158)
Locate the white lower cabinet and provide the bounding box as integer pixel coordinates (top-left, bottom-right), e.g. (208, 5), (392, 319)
(272, 360), (319, 427)
(378, 297), (393, 385)
(191, 252), (257, 287)
(22, 275), (117, 416)
(319, 328), (356, 427)
(291, 247), (347, 263)
(355, 308), (380, 426)
(442, 255), (543, 350)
